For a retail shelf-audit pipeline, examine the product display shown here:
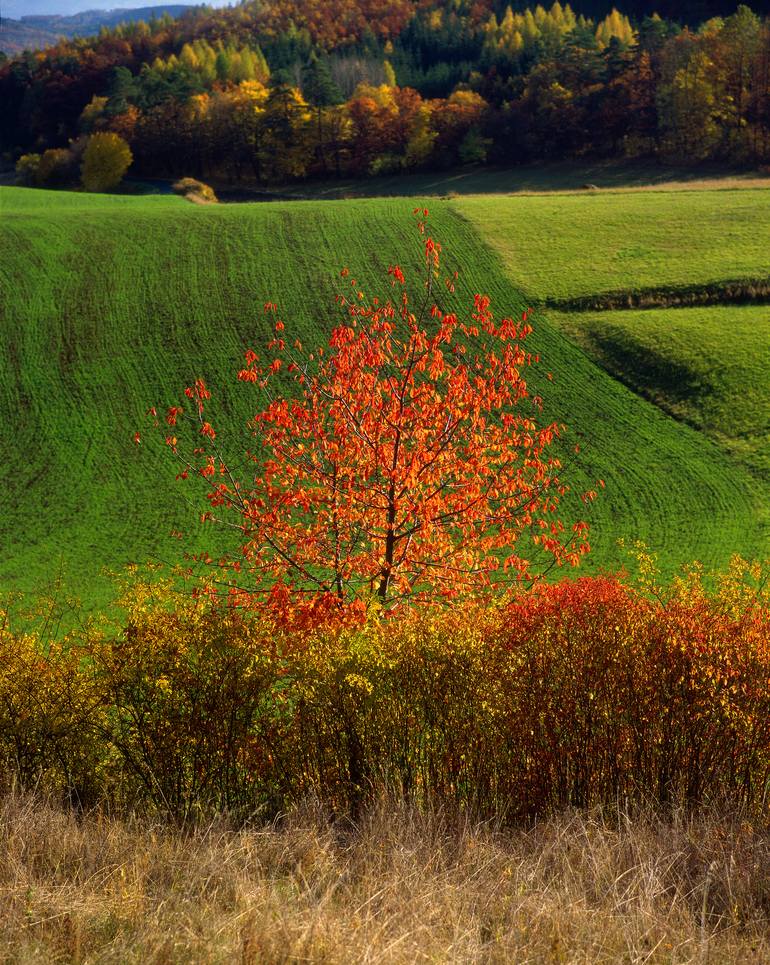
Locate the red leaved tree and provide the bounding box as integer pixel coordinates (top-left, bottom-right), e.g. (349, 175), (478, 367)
(154, 210), (594, 620)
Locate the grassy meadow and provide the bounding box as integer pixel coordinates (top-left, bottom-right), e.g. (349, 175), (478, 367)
(459, 190), (770, 481)
(1, 184), (770, 606)
(552, 305), (770, 476)
(457, 189), (770, 302)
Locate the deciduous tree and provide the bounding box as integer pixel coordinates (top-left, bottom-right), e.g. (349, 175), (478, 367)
(80, 131), (132, 191)
(154, 213), (594, 621)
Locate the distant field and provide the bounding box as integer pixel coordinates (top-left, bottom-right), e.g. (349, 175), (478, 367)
(1, 186), (767, 607)
(457, 190), (770, 301)
(457, 187), (770, 549)
(553, 305), (770, 478)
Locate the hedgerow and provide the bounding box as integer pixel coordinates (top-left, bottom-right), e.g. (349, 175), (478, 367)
(2, 560), (770, 821)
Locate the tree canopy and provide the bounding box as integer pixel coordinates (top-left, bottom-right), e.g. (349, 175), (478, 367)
(3, 2), (770, 180)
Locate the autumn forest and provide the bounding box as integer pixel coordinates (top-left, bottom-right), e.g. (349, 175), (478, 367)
(3, 0), (770, 186)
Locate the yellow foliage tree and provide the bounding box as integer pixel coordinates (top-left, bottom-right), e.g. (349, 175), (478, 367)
(403, 103), (437, 168)
(595, 9), (636, 49)
(80, 132), (133, 192)
(78, 95), (109, 133)
(484, 2), (577, 60)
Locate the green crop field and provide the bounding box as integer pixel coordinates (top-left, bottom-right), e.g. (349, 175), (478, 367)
(1, 185), (769, 609)
(457, 190), (770, 302)
(551, 305), (770, 478)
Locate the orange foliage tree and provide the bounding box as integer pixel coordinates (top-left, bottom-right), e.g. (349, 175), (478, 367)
(154, 211), (594, 619)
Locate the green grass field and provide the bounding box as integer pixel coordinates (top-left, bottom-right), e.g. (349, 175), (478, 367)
(1, 184), (768, 607)
(457, 190), (770, 301)
(551, 305), (770, 478)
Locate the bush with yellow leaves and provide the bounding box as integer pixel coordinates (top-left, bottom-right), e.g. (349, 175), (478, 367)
(3, 557), (770, 821)
(80, 132), (133, 192)
(0, 608), (104, 804)
(83, 572), (285, 819)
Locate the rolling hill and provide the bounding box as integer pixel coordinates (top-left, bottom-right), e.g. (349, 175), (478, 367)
(0, 6), (193, 55)
(1, 185), (769, 608)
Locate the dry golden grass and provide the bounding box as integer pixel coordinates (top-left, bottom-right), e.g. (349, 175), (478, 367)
(1, 793), (769, 963)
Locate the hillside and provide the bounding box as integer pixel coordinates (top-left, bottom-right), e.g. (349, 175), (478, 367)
(1, 20), (66, 55)
(1, 186), (768, 607)
(458, 191), (770, 303)
(459, 190), (770, 466)
(0, 6), (192, 55)
(552, 305), (770, 477)
(3, 2), (770, 185)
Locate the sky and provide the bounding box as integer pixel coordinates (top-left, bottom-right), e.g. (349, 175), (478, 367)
(5, 0), (233, 18)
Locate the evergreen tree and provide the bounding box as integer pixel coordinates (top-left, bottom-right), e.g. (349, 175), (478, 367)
(259, 81), (312, 181)
(106, 66), (138, 116)
(303, 53), (343, 173)
(215, 49), (232, 85)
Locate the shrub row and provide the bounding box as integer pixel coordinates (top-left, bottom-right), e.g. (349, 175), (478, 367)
(548, 279), (770, 312)
(15, 132), (132, 192)
(2, 561), (770, 821)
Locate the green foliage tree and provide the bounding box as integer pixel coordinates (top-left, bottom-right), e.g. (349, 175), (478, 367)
(106, 66), (139, 116)
(459, 128), (492, 164)
(258, 83), (312, 181)
(748, 22), (770, 160)
(303, 53), (343, 172)
(80, 132), (133, 192)
(658, 48), (719, 158)
(714, 5), (761, 155)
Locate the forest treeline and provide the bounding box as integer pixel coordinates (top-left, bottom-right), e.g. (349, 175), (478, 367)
(2, 0), (770, 184)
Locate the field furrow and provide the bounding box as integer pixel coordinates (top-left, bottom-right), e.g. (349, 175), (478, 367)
(1, 187), (767, 606)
